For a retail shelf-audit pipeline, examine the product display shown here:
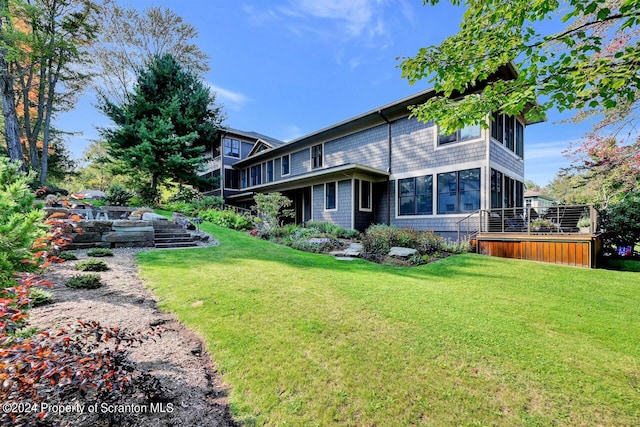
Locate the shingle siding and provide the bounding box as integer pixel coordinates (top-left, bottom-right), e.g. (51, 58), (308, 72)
(312, 180), (352, 229)
(324, 125), (388, 171)
(291, 149), (310, 177)
(490, 142), (524, 177)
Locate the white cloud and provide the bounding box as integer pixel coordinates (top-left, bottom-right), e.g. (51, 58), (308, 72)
(208, 83), (250, 111)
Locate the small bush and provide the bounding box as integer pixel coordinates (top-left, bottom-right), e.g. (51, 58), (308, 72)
(76, 259), (109, 272)
(29, 287), (53, 306)
(415, 230), (445, 255)
(66, 273), (103, 289)
(288, 237), (342, 253)
(442, 239), (472, 254)
(200, 208), (252, 230)
(306, 220), (360, 239)
(361, 224), (399, 256)
(168, 186), (203, 204)
(87, 248), (114, 257)
(105, 184), (134, 206)
(57, 251), (78, 261)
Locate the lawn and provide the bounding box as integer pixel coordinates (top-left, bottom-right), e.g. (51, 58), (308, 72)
(138, 224), (640, 426)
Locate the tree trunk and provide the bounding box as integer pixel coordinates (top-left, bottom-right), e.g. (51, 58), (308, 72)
(0, 0), (23, 165)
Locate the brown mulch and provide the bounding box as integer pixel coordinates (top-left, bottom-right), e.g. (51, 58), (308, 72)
(28, 247), (238, 427)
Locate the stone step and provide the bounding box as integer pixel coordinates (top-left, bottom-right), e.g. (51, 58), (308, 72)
(154, 232), (192, 239)
(154, 237), (195, 244)
(154, 242), (199, 249)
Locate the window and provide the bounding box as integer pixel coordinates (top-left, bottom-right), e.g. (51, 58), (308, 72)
(311, 144), (323, 169)
(223, 138), (240, 157)
(398, 175), (432, 216)
(491, 112), (504, 143)
(437, 168), (480, 214)
(249, 165), (261, 186)
(438, 124), (481, 145)
(515, 121), (524, 158)
(225, 169), (240, 189)
(503, 175), (524, 208)
(281, 154), (290, 176)
(325, 182), (337, 210)
(505, 116), (515, 151)
(266, 160), (274, 182)
(241, 169), (247, 188)
(360, 180), (372, 211)
(491, 169), (503, 209)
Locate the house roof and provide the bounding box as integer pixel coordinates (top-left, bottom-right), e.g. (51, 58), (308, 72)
(233, 63), (541, 167)
(228, 163), (389, 196)
(221, 127), (286, 148)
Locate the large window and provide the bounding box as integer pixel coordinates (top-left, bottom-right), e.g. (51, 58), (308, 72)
(225, 169), (240, 189)
(491, 112), (503, 143)
(325, 182), (337, 210)
(491, 169), (503, 209)
(312, 144), (323, 169)
(398, 175), (432, 216)
(437, 168), (480, 214)
(249, 165), (261, 186)
(281, 154), (290, 176)
(266, 160), (274, 182)
(515, 121), (524, 157)
(491, 112), (524, 158)
(223, 137), (240, 158)
(438, 124), (481, 145)
(360, 180), (372, 211)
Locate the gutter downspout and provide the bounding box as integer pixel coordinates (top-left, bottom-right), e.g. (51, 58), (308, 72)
(377, 111), (392, 226)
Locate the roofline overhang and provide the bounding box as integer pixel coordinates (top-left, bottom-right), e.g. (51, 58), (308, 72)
(229, 163), (389, 196)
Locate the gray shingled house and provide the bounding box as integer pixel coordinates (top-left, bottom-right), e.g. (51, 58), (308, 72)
(201, 67), (539, 239)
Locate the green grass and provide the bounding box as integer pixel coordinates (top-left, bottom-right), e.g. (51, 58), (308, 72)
(138, 224), (640, 426)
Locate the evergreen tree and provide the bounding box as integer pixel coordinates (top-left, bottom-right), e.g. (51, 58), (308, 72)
(98, 54), (223, 203)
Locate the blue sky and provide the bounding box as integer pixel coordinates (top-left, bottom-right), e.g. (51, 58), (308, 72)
(56, 0), (595, 186)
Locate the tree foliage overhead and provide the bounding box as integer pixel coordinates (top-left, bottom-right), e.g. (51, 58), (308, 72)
(399, 0), (640, 134)
(92, 0), (210, 105)
(98, 53), (223, 201)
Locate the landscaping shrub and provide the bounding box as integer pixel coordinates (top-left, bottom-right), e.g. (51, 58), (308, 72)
(200, 208), (252, 230)
(306, 220), (360, 239)
(253, 192), (294, 233)
(288, 237), (342, 253)
(105, 184), (134, 206)
(87, 248), (114, 257)
(361, 224), (400, 256)
(76, 259), (109, 272)
(0, 158), (46, 288)
(28, 287), (53, 306)
(362, 224), (450, 260)
(167, 186), (202, 204)
(442, 239), (473, 254)
(415, 230), (445, 255)
(66, 273), (103, 288)
(57, 251), (78, 261)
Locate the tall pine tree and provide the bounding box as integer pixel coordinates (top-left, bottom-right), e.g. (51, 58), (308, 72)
(99, 54), (223, 202)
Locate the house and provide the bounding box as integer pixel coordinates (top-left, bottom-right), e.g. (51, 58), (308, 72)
(202, 67), (541, 239)
(524, 190), (556, 208)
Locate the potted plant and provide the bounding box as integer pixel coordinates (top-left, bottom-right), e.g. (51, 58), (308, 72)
(577, 216), (591, 233)
(530, 218), (555, 232)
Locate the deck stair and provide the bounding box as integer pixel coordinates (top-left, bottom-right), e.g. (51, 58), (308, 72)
(152, 220), (198, 249)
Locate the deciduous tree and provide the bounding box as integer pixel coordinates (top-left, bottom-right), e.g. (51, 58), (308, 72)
(399, 0), (640, 134)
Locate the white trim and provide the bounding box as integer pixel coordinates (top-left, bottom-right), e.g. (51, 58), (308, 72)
(281, 154), (291, 177)
(359, 179), (373, 212)
(351, 178), (355, 230)
(310, 143), (324, 170)
(324, 181), (338, 211)
(222, 137), (241, 159)
(433, 124), (485, 152)
(390, 160), (485, 181)
(489, 161), (524, 182)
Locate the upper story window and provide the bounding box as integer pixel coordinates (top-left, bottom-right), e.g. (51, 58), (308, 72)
(250, 164), (261, 186)
(281, 154), (290, 176)
(398, 175), (432, 216)
(266, 160), (274, 183)
(438, 124), (482, 145)
(311, 144), (323, 169)
(437, 168), (480, 214)
(223, 137), (240, 158)
(491, 113), (524, 158)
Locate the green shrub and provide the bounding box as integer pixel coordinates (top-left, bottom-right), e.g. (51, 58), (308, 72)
(252, 192), (294, 233)
(105, 184), (134, 206)
(76, 259), (109, 272)
(306, 220), (360, 239)
(361, 224), (400, 256)
(87, 248), (114, 257)
(441, 239), (472, 254)
(0, 158), (46, 288)
(200, 208), (252, 230)
(415, 230), (445, 255)
(362, 225), (447, 258)
(288, 237), (342, 253)
(66, 273), (103, 289)
(57, 251), (78, 261)
(165, 201), (193, 215)
(29, 287), (53, 306)
(167, 186), (202, 204)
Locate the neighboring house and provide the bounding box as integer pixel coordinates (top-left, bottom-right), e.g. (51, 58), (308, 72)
(524, 190), (556, 208)
(199, 128), (286, 199)
(201, 66), (542, 239)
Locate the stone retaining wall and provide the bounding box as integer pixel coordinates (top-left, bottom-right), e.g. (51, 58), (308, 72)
(66, 220), (155, 249)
